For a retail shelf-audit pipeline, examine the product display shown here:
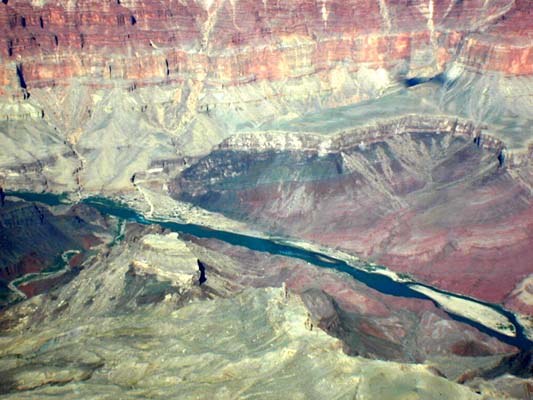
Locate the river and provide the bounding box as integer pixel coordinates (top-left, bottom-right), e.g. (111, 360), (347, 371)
(6, 191), (533, 352)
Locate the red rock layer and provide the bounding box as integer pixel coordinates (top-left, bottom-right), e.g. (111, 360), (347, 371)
(0, 253), (44, 281)
(0, 0), (530, 95)
(454, 0), (533, 75)
(376, 198), (533, 305)
(306, 163), (533, 307)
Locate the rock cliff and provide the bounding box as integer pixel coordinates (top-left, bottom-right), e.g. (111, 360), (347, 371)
(0, 1), (531, 193)
(0, 214), (523, 398)
(173, 117), (533, 317)
(1, 0), (530, 93)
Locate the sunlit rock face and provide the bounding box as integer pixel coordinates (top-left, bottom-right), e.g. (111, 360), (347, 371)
(0, 287), (488, 399)
(0, 0), (529, 91)
(0, 0), (532, 192)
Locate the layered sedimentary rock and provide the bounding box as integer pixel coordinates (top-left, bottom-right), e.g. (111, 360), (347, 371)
(0, 0), (529, 91)
(0, 287), (491, 399)
(1, 0), (532, 396)
(172, 116), (533, 317)
(1, 0), (531, 193)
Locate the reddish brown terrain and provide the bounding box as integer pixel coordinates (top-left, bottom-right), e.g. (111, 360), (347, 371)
(174, 117), (533, 316)
(1, 0), (531, 94)
(189, 235), (516, 361)
(0, 199), (115, 305)
(0, 0), (532, 397)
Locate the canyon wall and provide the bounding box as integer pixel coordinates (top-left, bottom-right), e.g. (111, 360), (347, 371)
(172, 119), (533, 316)
(1, 0), (530, 93)
(1, 2), (532, 394)
(0, 0), (532, 192)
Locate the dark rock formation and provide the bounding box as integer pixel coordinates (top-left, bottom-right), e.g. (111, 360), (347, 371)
(197, 259), (207, 285)
(0, 200), (113, 305)
(483, 350), (533, 379)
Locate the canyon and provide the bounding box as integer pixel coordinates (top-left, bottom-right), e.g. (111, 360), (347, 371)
(0, 196), (530, 398)
(0, 0), (532, 398)
(173, 116), (533, 318)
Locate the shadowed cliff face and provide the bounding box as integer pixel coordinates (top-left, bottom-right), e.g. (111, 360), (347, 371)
(0, 199), (115, 306)
(173, 126), (533, 313)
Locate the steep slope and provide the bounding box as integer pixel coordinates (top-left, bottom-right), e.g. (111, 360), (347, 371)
(0, 288), (489, 399)
(1, 0), (524, 91)
(1, 0), (532, 396)
(0, 198), (115, 306)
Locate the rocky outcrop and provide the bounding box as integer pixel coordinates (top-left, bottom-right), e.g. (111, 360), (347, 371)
(187, 235), (516, 363)
(457, 0), (533, 75)
(1, 1), (531, 191)
(0, 198), (526, 398)
(0, 216), (519, 361)
(1, 1), (531, 397)
(0, 285), (491, 399)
